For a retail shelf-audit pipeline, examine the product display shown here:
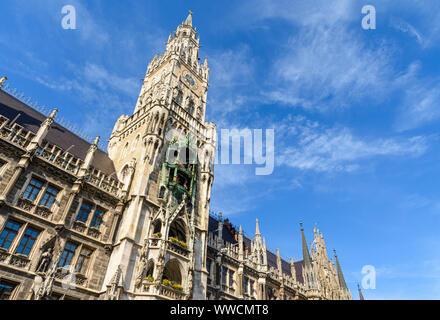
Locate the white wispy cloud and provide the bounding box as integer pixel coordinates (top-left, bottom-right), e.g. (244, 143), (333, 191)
(33, 62), (140, 138)
(206, 45), (257, 126)
(276, 116), (429, 173)
(390, 18), (425, 47)
(233, 0), (356, 29)
(265, 23), (393, 111)
(394, 62), (440, 132)
(208, 45), (254, 88)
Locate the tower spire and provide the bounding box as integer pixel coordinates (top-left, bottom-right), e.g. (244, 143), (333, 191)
(358, 284), (365, 300)
(255, 218), (261, 236)
(300, 222), (312, 268)
(334, 249), (348, 291)
(184, 10), (193, 27)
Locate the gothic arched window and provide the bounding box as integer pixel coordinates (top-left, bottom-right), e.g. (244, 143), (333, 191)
(163, 259), (183, 285)
(169, 219), (187, 244)
(175, 90), (183, 105)
(187, 99), (195, 116)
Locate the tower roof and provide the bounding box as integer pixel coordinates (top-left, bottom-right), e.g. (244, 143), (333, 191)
(300, 222), (312, 268)
(358, 284), (365, 300)
(334, 249), (348, 290)
(184, 10), (193, 27)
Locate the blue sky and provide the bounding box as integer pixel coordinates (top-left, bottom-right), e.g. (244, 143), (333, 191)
(1, 0), (440, 299)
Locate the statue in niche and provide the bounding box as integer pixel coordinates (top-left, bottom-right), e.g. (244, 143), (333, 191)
(36, 248), (53, 274)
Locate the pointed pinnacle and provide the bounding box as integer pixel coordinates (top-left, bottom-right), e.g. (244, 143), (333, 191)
(92, 136), (100, 146)
(49, 108), (58, 119)
(255, 219), (260, 235)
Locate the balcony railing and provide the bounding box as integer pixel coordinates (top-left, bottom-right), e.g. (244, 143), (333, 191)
(160, 284), (186, 300)
(167, 240), (190, 258)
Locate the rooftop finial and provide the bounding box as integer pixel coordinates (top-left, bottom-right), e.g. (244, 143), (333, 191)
(49, 108), (58, 119)
(92, 135), (100, 146)
(0, 76), (7, 89)
(255, 218), (260, 235)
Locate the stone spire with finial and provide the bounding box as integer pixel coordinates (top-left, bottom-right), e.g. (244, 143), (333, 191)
(184, 10), (193, 27)
(334, 249), (348, 291)
(300, 221), (312, 269)
(358, 283), (365, 300)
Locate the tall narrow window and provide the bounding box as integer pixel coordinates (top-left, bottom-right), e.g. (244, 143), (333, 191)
(22, 178), (44, 201)
(176, 90), (183, 105)
(15, 227), (40, 256)
(0, 221), (22, 250)
(250, 280), (255, 296)
(59, 242), (78, 268)
(243, 276), (249, 294)
(228, 270), (235, 289)
(39, 186), (60, 208)
(76, 202), (92, 223)
(0, 280), (17, 300)
(187, 100), (195, 116)
(90, 208), (104, 229)
(75, 247), (93, 274)
(221, 267), (227, 286)
(0, 159), (6, 169)
(206, 259), (212, 285)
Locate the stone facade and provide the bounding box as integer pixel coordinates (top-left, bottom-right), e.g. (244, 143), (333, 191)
(0, 11), (351, 300)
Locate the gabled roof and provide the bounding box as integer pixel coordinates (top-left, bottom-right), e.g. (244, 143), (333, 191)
(0, 90), (116, 175)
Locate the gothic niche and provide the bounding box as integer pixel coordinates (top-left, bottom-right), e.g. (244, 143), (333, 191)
(146, 260), (154, 279)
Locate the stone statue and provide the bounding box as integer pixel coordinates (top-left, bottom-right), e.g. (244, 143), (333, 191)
(36, 248), (53, 273)
(135, 240), (148, 287)
(0, 76), (7, 89)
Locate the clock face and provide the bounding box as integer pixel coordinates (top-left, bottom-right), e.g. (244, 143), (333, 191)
(184, 72), (197, 89)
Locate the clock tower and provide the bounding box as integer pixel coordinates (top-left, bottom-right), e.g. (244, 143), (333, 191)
(103, 11), (216, 300)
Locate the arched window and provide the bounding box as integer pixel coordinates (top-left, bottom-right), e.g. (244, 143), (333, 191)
(168, 219), (187, 244)
(146, 260), (155, 278)
(163, 259), (183, 285)
(152, 219), (162, 236)
(158, 186), (166, 199)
